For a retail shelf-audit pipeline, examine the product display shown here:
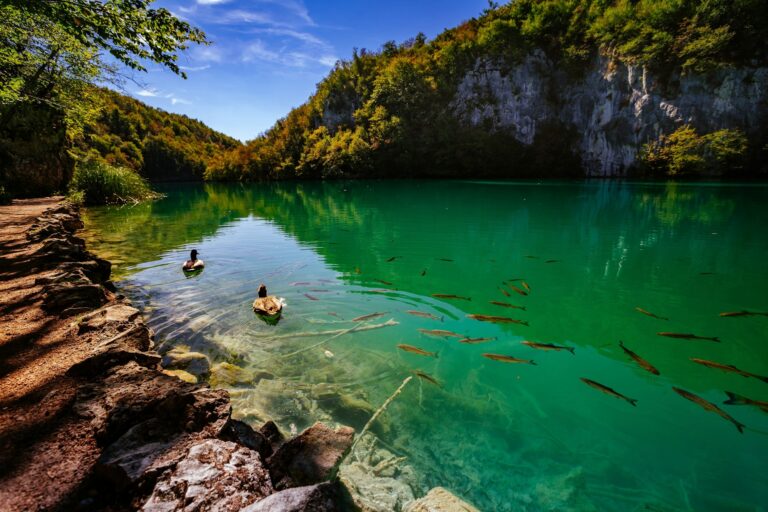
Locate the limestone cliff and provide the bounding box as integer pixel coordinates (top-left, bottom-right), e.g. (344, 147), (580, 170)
(452, 52), (768, 176)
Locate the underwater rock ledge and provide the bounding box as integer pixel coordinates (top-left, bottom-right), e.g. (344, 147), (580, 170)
(0, 199), (357, 511)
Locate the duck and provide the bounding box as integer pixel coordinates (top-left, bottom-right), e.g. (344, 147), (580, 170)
(253, 284), (285, 322)
(182, 249), (205, 271)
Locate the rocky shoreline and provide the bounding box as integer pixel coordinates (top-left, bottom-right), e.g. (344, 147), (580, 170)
(0, 198), (479, 511)
(0, 199), (363, 510)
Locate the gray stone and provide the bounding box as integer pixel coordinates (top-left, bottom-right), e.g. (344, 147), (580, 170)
(242, 482), (346, 512)
(141, 439), (274, 512)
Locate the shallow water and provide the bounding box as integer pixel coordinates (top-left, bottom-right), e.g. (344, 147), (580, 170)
(82, 180), (768, 511)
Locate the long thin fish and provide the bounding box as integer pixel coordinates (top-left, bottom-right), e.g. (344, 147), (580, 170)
(304, 293), (319, 301)
(489, 301), (526, 311)
(467, 314), (528, 326)
(657, 332), (720, 342)
(418, 328), (464, 338)
(406, 310), (442, 321)
(436, 258), (453, 262)
(580, 378), (637, 406)
(635, 307), (668, 321)
(458, 337), (496, 344)
(413, 370), (442, 387)
(691, 358), (768, 384)
(673, 387), (745, 433)
(499, 287), (511, 297)
(386, 256), (400, 262)
(723, 391), (768, 413)
(720, 310), (768, 317)
(509, 284), (528, 296)
(619, 341), (660, 375)
(352, 311), (387, 322)
(483, 353), (536, 365)
(545, 259), (560, 263)
(522, 341), (575, 355)
(432, 294), (471, 301)
(373, 278), (393, 286)
(397, 344), (437, 358)
(522, 281), (531, 293)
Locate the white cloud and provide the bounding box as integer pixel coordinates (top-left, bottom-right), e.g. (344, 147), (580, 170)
(171, 97), (192, 105)
(248, 28), (328, 49)
(136, 89), (160, 97)
(179, 64), (211, 72)
(197, 0), (230, 5)
(242, 40), (280, 63)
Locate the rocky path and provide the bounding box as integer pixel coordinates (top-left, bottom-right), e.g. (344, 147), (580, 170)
(0, 199), (356, 511)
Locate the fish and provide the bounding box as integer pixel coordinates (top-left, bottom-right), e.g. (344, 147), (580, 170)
(324, 350), (334, 358)
(304, 293), (319, 301)
(436, 258), (453, 262)
(397, 344), (438, 358)
(386, 256), (400, 262)
(522, 341), (575, 355)
(406, 310), (443, 321)
(719, 310), (768, 317)
(657, 332), (720, 342)
(352, 312), (387, 322)
(635, 307), (668, 321)
(619, 341), (660, 375)
(309, 289), (331, 293)
(525, 255), (539, 259)
(672, 387), (745, 433)
(499, 287), (511, 297)
(507, 278), (524, 282)
(509, 284), (528, 296)
(432, 294), (471, 301)
(420, 269), (427, 276)
(413, 370), (442, 387)
(328, 312), (340, 318)
(699, 272), (715, 275)
(580, 378), (638, 406)
(467, 314), (529, 326)
(483, 353), (536, 365)
(489, 301), (526, 311)
(418, 328), (464, 338)
(723, 391), (768, 412)
(545, 259), (560, 263)
(521, 281), (531, 293)
(290, 281), (311, 286)
(373, 278), (393, 286)
(354, 267), (361, 274)
(691, 358), (768, 384)
(458, 337), (496, 344)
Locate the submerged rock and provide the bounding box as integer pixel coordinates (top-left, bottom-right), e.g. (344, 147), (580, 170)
(209, 362), (256, 388)
(161, 347), (211, 378)
(162, 369), (198, 384)
(141, 439), (274, 512)
(404, 487), (480, 512)
(339, 461), (415, 512)
(267, 422), (354, 489)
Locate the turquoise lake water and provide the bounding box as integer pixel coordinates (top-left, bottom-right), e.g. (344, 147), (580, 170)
(82, 181), (768, 511)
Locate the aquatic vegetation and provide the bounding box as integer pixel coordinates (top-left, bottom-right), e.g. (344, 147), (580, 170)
(68, 159), (160, 205)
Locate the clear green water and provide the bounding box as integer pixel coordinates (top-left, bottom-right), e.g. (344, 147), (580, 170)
(82, 181), (768, 511)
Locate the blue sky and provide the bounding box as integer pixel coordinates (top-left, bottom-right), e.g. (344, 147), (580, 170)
(120, 0), (489, 141)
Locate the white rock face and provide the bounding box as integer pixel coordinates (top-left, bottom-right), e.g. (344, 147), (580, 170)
(452, 52), (768, 176)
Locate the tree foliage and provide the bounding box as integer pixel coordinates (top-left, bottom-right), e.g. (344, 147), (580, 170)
(207, 0), (766, 182)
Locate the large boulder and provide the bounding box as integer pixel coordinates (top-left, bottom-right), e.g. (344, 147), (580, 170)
(141, 439), (274, 512)
(161, 347), (211, 378)
(267, 422), (354, 489)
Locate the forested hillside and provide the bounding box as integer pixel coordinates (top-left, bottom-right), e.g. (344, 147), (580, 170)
(76, 89), (239, 182)
(207, 0), (768, 181)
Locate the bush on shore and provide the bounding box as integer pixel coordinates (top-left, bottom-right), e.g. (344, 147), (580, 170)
(68, 159), (161, 205)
